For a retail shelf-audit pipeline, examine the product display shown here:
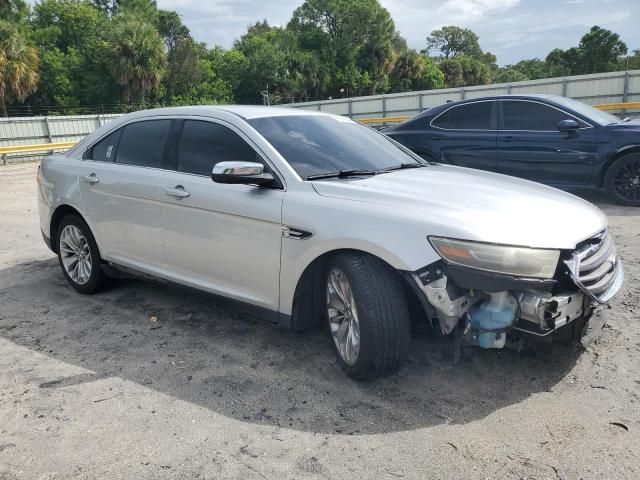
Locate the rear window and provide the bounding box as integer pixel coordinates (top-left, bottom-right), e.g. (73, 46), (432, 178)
(432, 101), (494, 130)
(115, 120), (171, 168)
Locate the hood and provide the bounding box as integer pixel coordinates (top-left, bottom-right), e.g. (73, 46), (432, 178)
(603, 120), (640, 135)
(311, 165), (607, 250)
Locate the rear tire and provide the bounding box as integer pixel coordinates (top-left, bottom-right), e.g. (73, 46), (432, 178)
(56, 215), (109, 294)
(325, 252), (411, 380)
(604, 153), (640, 206)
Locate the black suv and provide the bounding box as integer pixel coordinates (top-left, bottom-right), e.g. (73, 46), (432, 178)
(384, 94), (640, 205)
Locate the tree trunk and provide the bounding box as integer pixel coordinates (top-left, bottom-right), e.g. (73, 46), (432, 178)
(0, 94), (8, 117)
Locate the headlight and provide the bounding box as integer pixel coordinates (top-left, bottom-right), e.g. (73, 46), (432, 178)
(429, 237), (560, 279)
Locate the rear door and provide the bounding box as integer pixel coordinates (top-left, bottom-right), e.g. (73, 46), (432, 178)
(497, 99), (598, 185)
(78, 119), (170, 276)
(429, 100), (498, 171)
(159, 119), (285, 311)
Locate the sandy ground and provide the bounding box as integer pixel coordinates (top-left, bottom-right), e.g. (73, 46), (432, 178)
(0, 162), (639, 480)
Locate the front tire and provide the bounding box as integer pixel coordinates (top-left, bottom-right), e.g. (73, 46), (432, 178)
(604, 153), (640, 206)
(56, 215), (108, 294)
(325, 253), (411, 380)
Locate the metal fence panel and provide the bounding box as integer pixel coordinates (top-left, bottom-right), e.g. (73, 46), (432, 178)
(287, 70), (640, 119)
(2, 71), (639, 164)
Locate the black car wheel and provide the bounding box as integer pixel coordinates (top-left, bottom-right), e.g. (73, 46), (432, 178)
(324, 252), (411, 380)
(605, 153), (640, 206)
(56, 215), (109, 294)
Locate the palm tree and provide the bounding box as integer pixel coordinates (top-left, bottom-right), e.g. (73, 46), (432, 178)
(106, 16), (166, 106)
(0, 27), (39, 117)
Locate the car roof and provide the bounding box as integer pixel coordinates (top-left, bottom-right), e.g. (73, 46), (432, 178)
(122, 105), (328, 121)
(428, 93), (565, 109)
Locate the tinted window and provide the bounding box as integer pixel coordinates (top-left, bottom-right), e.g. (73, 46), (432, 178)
(177, 120), (259, 176)
(432, 102), (493, 129)
(501, 101), (585, 130)
(115, 120), (171, 168)
(89, 129), (121, 162)
(248, 115), (421, 180)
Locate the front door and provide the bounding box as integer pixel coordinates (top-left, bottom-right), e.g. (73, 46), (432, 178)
(78, 119), (170, 276)
(159, 119), (284, 311)
(497, 99), (599, 186)
(429, 99), (498, 171)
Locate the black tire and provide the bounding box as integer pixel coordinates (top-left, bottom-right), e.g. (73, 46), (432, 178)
(325, 252), (411, 380)
(604, 153), (640, 206)
(56, 215), (109, 294)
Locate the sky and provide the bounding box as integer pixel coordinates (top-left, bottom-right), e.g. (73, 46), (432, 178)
(156, 0), (639, 65)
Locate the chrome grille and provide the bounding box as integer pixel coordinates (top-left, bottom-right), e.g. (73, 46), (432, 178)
(565, 231), (623, 304)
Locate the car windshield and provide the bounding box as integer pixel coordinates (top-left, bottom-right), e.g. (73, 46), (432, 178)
(551, 96), (621, 125)
(248, 115), (423, 179)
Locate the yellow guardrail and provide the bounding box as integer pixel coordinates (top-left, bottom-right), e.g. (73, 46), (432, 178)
(358, 115), (412, 125)
(592, 101), (640, 111)
(1, 101), (639, 163)
(0, 141), (77, 165)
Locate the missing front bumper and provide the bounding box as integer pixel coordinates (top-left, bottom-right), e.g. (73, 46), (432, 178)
(410, 267), (606, 349)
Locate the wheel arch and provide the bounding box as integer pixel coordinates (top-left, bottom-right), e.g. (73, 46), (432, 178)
(49, 204), (95, 255)
(599, 145), (640, 187)
(287, 247), (428, 332)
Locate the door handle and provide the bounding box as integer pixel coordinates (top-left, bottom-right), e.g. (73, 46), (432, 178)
(82, 173), (99, 184)
(164, 186), (190, 198)
(500, 136), (514, 142)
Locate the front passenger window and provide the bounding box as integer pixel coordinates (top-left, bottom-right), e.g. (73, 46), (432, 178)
(501, 101), (587, 131)
(177, 120), (260, 176)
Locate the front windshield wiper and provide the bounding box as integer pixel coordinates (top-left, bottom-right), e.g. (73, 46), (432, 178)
(376, 162), (427, 173)
(306, 169), (377, 180)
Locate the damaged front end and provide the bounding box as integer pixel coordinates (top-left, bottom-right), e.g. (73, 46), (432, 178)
(409, 231), (623, 351)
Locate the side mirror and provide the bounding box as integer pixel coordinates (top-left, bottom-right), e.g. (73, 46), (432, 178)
(212, 161), (275, 186)
(557, 119), (579, 132)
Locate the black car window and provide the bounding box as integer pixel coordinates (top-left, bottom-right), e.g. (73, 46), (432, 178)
(88, 129), (121, 162)
(115, 120), (171, 168)
(432, 101), (494, 130)
(501, 101), (587, 131)
(177, 120), (259, 176)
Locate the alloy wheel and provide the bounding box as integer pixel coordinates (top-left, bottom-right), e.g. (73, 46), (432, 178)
(326, 268), (360, 366)
(613, 158), (640, 202)
(59, 224), (92, 285)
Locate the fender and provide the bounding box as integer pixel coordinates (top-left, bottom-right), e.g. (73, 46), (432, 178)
(598, 143), (640, 186)
(278, 236), (440, 317)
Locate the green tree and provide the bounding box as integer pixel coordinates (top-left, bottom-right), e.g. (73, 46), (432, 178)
(620, 49), (640, 70)
(28, 0), (117, 113)
(510, 58), (548, 80)
(91, 0), (119, 15)
(578, 25), (627, 73)
(492, 67), (528, 83)
(118, 0), (158, 23)
(106, 15), (166, 105)
(425, 26), (483, 59)
(0, 23), (39, 116)
(439, 55), (491, 87)
(389, 49), (444, 92)
(158, 9), (190, 50)
(0, 0), (29, 25)
(289, 0), (397, 95)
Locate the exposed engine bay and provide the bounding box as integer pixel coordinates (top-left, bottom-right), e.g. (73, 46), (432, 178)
(412, 270), (591, 350)
(409, 231), (622, 353)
